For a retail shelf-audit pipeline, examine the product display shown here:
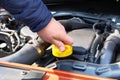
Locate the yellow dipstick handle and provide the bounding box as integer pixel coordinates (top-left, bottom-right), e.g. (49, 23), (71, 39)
(52, 44), (73, 58)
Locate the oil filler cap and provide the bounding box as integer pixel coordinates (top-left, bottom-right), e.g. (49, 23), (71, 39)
(52, 44), (73, 58)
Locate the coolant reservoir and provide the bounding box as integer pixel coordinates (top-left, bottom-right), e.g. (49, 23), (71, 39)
(52, 44), (73, 58)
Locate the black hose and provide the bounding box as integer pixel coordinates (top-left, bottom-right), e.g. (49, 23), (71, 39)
(59, 19), (92, 31)
(59, 19), (107, 33)
(0, 43), (40, 65)
(89, 34), (101, 62)
(100, 34), (120, 64)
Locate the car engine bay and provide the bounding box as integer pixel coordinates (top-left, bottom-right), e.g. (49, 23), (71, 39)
(1, 0), (120, 79)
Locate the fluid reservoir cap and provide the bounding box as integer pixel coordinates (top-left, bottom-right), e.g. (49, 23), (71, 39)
(52, 44), (73, 58)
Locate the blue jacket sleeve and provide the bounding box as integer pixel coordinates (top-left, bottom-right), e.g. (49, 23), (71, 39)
(0, 0), (53, 32)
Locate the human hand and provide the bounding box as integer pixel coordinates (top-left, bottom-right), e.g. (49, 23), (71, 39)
(37, 18), (73, 51)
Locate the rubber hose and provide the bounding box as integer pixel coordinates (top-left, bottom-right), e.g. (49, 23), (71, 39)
(100, 34), (120, 64)
(59, 19), (92, 31)
(0, 43), (40, 65)
(89, 34), (101, 62)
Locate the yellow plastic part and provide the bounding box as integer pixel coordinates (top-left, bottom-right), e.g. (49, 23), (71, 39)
(52, 44), (73, 58)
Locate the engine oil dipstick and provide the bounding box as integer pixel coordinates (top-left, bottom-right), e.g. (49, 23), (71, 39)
(52, 44), (73, 58)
